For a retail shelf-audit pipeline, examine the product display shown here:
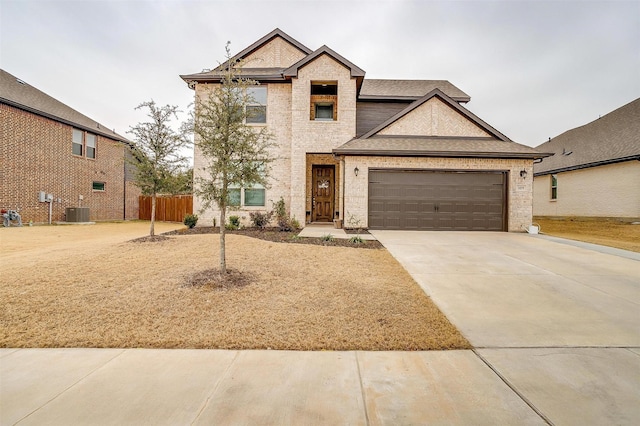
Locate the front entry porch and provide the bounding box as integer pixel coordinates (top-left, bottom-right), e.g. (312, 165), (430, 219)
(305, 154), (341, 225)
(298, 223), (376, 240)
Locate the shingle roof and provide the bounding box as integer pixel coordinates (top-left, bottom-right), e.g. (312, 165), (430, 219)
(334, 136), (548, 159)
(0, 69), (127, 142)
(534, 98), (640, 175)
(180, 68), (288, 84)
(359, 79), (470, 102)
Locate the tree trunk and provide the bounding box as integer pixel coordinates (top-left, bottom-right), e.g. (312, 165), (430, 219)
(219, 207), (226, 275)
(150, 194), (156, 236)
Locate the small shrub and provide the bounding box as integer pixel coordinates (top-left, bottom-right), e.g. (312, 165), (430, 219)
(349, 235), (364, 244)
(289, 216), (301, 230)
(273, 197), (293, 231)
(320, 234), (335, 242)
(290, 234), (301, 241)
(249, 211), (273, 229)
(183, 214), (198, 229)
(226, 215), (240, 230)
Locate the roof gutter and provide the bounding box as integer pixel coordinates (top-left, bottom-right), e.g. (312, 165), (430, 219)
(332, 148), (554, 160)
(534, 155), (640, 176)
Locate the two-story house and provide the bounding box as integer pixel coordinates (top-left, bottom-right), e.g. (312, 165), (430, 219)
(181, 29), (549, 231)
(0, 69), (139, 223)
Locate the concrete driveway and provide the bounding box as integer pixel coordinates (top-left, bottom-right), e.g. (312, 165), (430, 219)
(371, 230), (640, 425)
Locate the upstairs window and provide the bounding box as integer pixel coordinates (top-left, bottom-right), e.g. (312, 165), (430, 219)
(246, 86), (267, 124)
(315, 103), (334, 120)
(551, 174), (558, 200)
(86, 133), (96, 159)
(92, 181), (105, 191)
(73, 128), (97, 158)
(310, 82), (337, 121)
(72, 128), (83, 156)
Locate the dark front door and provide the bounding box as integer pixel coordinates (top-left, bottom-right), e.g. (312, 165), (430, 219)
(312, 165), (335, 222)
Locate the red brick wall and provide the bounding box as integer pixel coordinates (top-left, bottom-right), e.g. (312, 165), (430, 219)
(0, 103), (136, 223)
(125, 181), (141, 220)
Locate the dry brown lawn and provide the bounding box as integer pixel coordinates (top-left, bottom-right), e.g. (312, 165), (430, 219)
(0, 222), (469, 351)
(534, 217), (640, 253)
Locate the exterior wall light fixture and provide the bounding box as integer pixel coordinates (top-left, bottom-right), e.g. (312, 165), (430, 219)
(354, 166), (359, 176)
(520, 169), (528, 178)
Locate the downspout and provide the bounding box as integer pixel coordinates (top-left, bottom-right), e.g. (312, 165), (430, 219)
(340, 155), (345, 228)
(123, 148), (127, 220)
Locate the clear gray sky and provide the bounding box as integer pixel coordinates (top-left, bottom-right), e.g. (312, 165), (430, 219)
(1, 0), (638, 151)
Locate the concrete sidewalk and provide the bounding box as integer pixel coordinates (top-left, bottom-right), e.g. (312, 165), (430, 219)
(2, 348), (545, 425)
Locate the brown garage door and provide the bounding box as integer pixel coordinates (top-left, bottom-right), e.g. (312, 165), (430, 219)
(368, 169), (506, 231)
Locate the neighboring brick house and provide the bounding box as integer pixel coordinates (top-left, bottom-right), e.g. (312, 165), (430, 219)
(0, 69), (140, 223)
(181, 29), (550, 231)
(533, 98), (640, 220)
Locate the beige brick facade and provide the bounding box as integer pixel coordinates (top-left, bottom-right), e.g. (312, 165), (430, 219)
(243, 37), (307, 68)
(379, 97), (491, 137)
(290, 54), (357, 222)
(189, 33), (536, 232)
(533, 161), (640, 219)
(0, 103), (139, 223)
(193, 52), (358, 227)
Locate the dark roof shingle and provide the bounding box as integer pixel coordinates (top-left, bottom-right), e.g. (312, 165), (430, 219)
(359, 79), (470, 102)
(334, 136), (547, 159)
(534, 98), (640, 175)
(0, 69), (127, 142)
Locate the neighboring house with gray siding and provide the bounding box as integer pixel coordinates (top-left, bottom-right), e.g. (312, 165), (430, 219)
(182, 29), (550, 232)
(533, 98), (640, 220)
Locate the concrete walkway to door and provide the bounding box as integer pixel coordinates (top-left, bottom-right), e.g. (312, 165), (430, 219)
(370, 230), (640, 425)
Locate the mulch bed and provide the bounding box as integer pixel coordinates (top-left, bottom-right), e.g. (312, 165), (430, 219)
(163, 226), (384, 249)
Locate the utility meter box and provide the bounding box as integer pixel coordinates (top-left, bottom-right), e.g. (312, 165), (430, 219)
(66, 207), (90, 222)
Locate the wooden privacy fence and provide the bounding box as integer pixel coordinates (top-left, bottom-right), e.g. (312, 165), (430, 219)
(139, 195), (193, 222)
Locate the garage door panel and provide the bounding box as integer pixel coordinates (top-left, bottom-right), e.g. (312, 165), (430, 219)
(368, 170), (506, 231)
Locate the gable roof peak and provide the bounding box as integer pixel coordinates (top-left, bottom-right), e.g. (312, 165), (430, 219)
(283, 44), (365, 78)
(228, 28), (312, 64)
(359, 88), (510, 141)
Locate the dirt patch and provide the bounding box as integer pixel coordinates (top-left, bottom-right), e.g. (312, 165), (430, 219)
(165, 226), (384, 249)
(184, 268), (253, 290)
(0, 222), (468, 351)
(534, 217), (640, 253)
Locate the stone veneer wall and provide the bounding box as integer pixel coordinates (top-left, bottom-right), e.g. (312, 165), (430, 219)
(379, 98), (490, 137)
(289, 54), (357, 222)
(243, 37), (307, 68)
(343, 156), (534, 232)
(192, 82), (294, 227)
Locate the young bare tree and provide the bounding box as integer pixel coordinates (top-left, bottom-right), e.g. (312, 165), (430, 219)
(128, 101), (190, 236)
(191, 43), (275, 275)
